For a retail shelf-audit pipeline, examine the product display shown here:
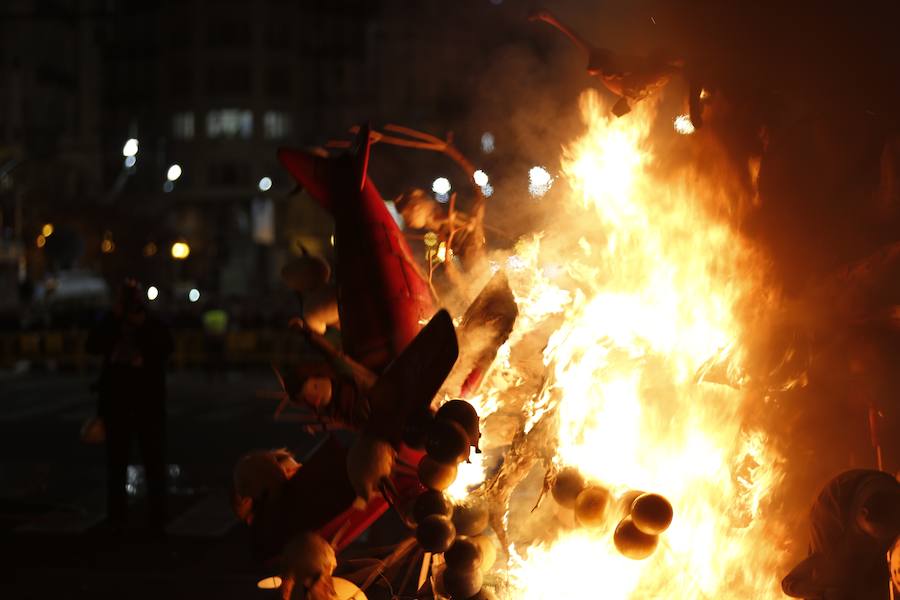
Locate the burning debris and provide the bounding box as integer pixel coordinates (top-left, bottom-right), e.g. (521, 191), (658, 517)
(528, 8), (685, 119)
(227, 26), (896, 595)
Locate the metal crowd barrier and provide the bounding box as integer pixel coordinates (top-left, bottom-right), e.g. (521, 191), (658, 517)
(0, 330), (309, 370)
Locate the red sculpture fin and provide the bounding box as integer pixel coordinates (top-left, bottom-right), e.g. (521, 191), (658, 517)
(277, 147), (334, 212)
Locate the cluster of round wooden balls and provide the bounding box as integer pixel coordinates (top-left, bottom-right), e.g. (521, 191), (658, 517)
(552, 466), (674, 560)
(408, 399), (496, 600)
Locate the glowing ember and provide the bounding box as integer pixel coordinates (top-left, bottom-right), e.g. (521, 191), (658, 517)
(528, 166), (553, 197)
(460, 92), (786, 598)
(673, 114), (696, 135)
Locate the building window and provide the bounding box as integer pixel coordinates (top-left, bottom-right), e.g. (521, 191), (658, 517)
(208, 161), (247, 186)
(263, 111), (291, 140)
(172, 112), (195, 139)
(265, 66), (291, 97)
(206, 109), (253, 139)
(169, 65), (193, 98)
(207, 19), (251, 47)
(206, 64), (251, 96)
(266, 20), (291, 49)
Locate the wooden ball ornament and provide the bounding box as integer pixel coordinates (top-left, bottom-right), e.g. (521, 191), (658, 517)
(616, 489), (645, 517)
(412, 490), (453, 524)
(426, 419), (470, 465)
(452, 501), (489, 536)
(436, 399), (481, 447)
(445, 536), (483, 573)
(442, 567), (484, 599)
(468, 588), (498, 600)
(415, 514), (456, 553)
(574, 485), (610, 527)
(418, 455), (458, 491)
(631, 493), (673, 535)
(613, 516), (659, 560)
(470, 535), (497, 573)
(551, 467), (586, 508)
(332, 577), (368, 600)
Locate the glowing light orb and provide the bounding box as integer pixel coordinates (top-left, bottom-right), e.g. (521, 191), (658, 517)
(124, 156), (136, 168)
(42, 223), (54, 237)
(432, 177), (451, 195)
(256, 576), (282, 589)
(171, 242), (190, 260)
(528, 166), (553, 197)
(122, 138), (138, 157)
(166, 164), (182, 181)
(258, 176), (272, 192)
(473, 170), (489, 187)
(188, 288), (200, 302)
(673, 114), (695, 135)
(147, 286), (159, 301)
(481, 132), (496, 153)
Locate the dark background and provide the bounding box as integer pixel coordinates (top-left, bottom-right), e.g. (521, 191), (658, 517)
(2, 0), (900, 597)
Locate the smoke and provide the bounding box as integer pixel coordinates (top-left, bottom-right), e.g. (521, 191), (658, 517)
(360, 1), (900, 578)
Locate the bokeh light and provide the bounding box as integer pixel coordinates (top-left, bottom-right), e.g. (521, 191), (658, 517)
(481, 132), (495, 153)
(432, 177), (451, 195)
(674, 114), (696, 135)
(122, 138), (139, 157)
(528, 165), (553, 197)
(171, 241), (190, 259)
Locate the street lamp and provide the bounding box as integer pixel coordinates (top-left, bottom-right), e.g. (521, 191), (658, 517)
(122, 138), (139, 158)
(171, 241), (190, 260)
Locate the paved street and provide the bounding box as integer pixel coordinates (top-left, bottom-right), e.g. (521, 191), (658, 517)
(0, 367), (321, 599)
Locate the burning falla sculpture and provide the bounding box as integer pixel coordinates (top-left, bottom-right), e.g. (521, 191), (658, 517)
(232, 125), (520, 598)
(529, 8), (704, 126)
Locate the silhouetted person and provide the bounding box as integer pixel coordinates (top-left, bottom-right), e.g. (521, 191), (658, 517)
(87, 279), (173, 533)
(782, 469), (900, 599)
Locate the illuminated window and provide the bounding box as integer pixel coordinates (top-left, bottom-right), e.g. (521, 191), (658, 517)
(172, 112), (195, 139)
(263, 111), (292, 140)
(206, 109), (253, 139)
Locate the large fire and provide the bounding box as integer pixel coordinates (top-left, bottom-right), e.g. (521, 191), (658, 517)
(455, 91), (790, 598)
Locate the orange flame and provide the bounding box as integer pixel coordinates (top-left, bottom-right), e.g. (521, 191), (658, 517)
(461, 92), (788, 598)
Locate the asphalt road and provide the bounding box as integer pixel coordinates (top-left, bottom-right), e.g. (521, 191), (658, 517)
(0, 367), (322, 599)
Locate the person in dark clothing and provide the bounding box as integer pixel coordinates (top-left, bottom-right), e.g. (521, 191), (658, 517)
(782, 469), (900, 599)
(86, 278), (174, 532)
